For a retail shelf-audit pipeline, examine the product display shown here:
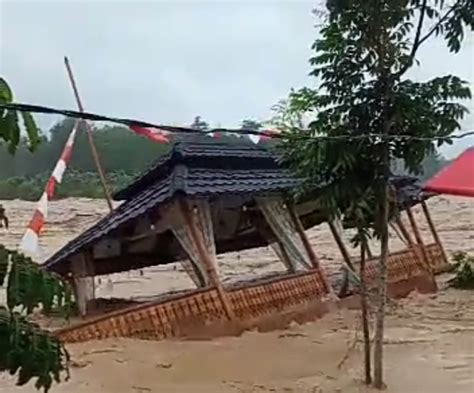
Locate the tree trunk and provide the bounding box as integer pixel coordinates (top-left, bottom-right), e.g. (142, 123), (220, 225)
(373, 149), (390, 389)
(360, 240), (372, 385)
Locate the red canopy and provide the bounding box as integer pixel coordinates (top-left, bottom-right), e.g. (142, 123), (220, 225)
(424, 147), (474, 197)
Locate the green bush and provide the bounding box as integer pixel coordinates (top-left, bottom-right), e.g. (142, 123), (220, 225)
(449, 252), (474, 290)
(0, 170), (135, 200)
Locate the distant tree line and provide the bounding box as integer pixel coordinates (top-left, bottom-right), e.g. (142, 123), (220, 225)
(0, 117), (267, 200)
(0, 115), (449, 200)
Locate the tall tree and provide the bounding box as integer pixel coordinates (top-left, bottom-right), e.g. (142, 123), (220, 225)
(240, 119), (263, 131)
(280, 0), (473, 388)
(190, 116), (209, 131)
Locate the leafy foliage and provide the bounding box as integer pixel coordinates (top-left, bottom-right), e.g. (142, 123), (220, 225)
(0, 116), (281, 199)
(240, 119), (263, 130)
(279, 0), (473, 241)
(190, 116), (209, 131)
(278, 1), (473, 388)
(449, 252), (474, 289)
(0, 245), (72, 391)
(0, 309), (69, 392)
(0, 170), (135, 201)
(0, 77), (40, 154)
(392, 152), (450, 181)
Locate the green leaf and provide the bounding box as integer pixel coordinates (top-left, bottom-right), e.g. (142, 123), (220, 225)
(5, 110), (20, 154)
(0, 77), (13, 103)
(21, 111), (40, 152)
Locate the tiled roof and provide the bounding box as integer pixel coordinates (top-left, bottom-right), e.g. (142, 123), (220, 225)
(43, 138), (300, 271)
(113, 135), (282, 200)
(42, 135), (429, 274)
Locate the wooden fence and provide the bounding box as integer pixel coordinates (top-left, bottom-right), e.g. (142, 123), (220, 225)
(56, 245), (437, 343)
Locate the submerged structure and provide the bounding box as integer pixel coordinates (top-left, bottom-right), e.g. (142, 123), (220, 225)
(43, 136), (448, 343)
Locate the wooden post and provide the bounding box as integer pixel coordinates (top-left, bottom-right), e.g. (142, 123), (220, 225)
(178, 197), (235, 321)
(287, 203), (320, 268)
(328, 220), (356, 271)
(405, 206), (432, 272)
(363, 242), (373, 259)
(288, 203), (334, 295)
(64, 57), (114, 212)
(394, 215), (415, 246)
(70, 252), (95, 317)
(421, 200), (449, 266)
(276, 241), (296, 273)
(250, 210), (297, 272)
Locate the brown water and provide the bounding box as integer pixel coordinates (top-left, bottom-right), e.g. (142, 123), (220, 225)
(0, 196), (473, 392)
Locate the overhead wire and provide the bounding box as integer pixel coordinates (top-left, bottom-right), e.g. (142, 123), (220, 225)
(1, 102), (474, 142)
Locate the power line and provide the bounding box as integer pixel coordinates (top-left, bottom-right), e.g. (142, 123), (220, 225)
(1, 102), (474, 142)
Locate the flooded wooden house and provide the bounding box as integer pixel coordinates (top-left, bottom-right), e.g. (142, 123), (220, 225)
(42, 136), (448, 343)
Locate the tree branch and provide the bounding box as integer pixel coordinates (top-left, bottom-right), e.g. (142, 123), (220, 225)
(411, 0), (429, 59)
(396, 0), (461, 79)
(417, 0), (460, 47)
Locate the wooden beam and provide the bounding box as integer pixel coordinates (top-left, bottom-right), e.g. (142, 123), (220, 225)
(275, 241), (296, 273)
(363, 242), (373, 259)
(287, 203), (320, 268)
(394, 215), (415, 246)
(405, 206), (432, 273)
(70, 252), (95, 317)
(250, 212), (297, 272)
(421, 200), (449, 266)
(178, 197), (235, 321)
(328, 220), (356, 271)
(288, 203), (334, 296)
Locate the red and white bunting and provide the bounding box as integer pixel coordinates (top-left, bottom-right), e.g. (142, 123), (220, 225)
(129, 125), (170, 144)
(20, 122), (79, 255)
(206, 129), (279, 144)
(243, 129), (279, 144)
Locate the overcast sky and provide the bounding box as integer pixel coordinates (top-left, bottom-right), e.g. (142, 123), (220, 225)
(1, 0), (473, 158)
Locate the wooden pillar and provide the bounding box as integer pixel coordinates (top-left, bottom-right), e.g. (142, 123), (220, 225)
(405, 206), (431, 272)
(287, 203), (334, 295)
(251, 210), (297, 272)
(363, 242), (373, 259)
(178, 197), (235, 321)
(287, 203), (320, 268)
(70, 252), (95, 317)
(328, 220), (356, 272)
(275, 241), (296, 273)
(394, 215), (415, 246)
(421, 200), (449, 266)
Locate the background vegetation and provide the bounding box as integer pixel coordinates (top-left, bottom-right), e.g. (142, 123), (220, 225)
(0, 117), (450, 200)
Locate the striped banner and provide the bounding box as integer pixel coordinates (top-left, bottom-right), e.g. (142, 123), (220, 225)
(20, 121), (79, 255)
(129, 125), (170, 143)
(207, 129), (278, 144)
(129, 125), (278, 145)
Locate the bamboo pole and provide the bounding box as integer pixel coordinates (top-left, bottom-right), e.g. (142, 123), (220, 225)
(328, 220), (356, 271)
(178, 197), (235, 321)
(64, 56), (114, 212)
(421, 200), (449, 265)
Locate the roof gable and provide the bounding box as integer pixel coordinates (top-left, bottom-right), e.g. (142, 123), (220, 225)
(113, 135), (282, 200)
